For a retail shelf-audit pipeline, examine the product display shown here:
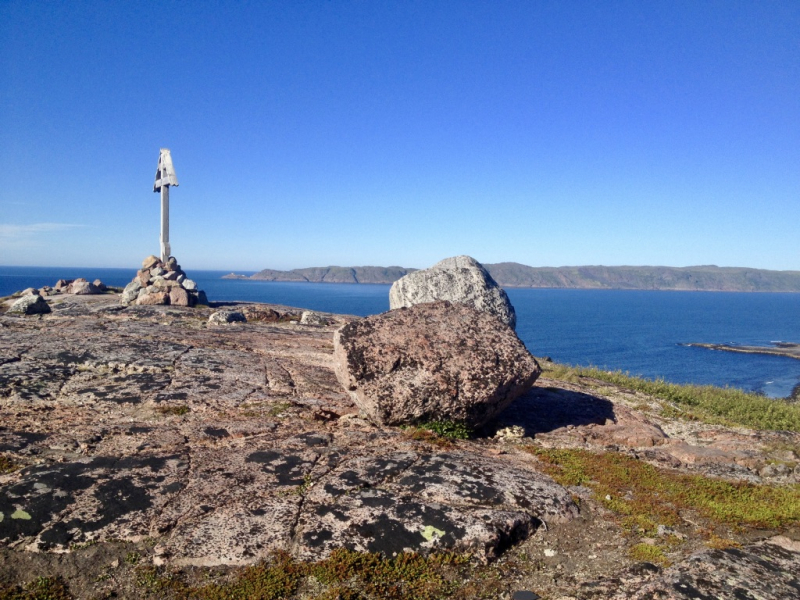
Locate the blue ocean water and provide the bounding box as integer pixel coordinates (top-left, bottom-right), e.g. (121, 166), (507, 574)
(2, 266), (800, 398)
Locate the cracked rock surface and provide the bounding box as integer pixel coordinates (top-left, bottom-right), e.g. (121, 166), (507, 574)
(0, 295), (574, 567)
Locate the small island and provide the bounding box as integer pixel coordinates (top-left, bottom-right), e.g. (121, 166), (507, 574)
(686, 342), (800, 361)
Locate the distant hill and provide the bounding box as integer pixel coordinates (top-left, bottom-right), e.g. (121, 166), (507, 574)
(484, 263), (800, 292)
(223, 263), (800, 292)
(224, 266), (417, 284)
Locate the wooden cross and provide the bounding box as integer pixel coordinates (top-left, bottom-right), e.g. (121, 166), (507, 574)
(153, 148), (179, 263)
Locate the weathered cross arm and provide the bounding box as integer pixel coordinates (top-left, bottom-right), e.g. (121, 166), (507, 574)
(153, 148), (179, 263)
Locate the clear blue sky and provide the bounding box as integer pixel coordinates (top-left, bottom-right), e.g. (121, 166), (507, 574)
(1, 1), (798, 271)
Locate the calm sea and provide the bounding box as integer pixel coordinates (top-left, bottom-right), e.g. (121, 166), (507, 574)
(2, 266), (800, 399)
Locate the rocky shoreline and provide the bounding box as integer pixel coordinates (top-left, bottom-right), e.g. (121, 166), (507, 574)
(1, 291), (799, 598)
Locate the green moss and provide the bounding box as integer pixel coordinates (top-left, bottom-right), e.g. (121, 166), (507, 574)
(182, 548), (470, 600)
(417, 420), (473, 440)
(628, 543), (670, 567)
(309, 548), (464, 600)
(156, 405), (190, 416)
(191, 550), (307, 600)
(542, 362), (800, 431)
(0, 577), (73, 600)
(0, 454), (20, 475)
(528, 447), (800, 531)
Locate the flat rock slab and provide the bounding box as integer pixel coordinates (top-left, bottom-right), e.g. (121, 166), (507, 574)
(334, 301), (540, 427)
(611, 537), (800, 599)
(296, 449), (578, 562)
(0, 296), (571, 567)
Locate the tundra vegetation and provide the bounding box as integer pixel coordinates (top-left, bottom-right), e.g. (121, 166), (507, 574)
(542, 362), (800, 432)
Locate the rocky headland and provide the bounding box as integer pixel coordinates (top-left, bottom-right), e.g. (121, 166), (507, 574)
(225, 263), (800, 292)
(1, 266), (799, 599)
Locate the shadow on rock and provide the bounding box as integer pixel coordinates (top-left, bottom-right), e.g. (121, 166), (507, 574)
(483, 385), (616, 437)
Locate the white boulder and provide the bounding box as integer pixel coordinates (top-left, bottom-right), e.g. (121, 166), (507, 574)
(389, 255), (516, 329)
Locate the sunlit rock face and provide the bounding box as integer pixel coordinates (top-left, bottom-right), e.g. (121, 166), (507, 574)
(389, 255), (517, 329)
(334, 300), (539, 428)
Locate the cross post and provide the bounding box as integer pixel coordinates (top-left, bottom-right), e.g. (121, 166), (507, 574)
(153, 148), (179, 263)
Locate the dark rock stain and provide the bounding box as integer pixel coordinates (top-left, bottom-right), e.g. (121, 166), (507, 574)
(245, 451), (312, 485)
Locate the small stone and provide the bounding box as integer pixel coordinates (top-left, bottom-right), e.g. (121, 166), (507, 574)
(8, 294), (51, 315)
(759, 463), (792, 478)
(142, 255), (160, 270)
(300, 311), (328, 326)
(120, 281), (143, 305)
(19, 287), (38, 296)
(153, 278), (180, 288)
(208, 311), (246, 325)
(162, 271), (180, 281)
(70, 280), (101, 295)
(54, 279), (73, 290)
(164, 257), (179, 271)
(544, 549), (556, 557)
(92, 279), (107, 291)
(182, 279), (197, 291)
(169, 286), (190, 307)
(151, 267), (164, 277)
(242, 306), (282, 322)
(137, 291), (170, 305)
(494, 425), (526, 440)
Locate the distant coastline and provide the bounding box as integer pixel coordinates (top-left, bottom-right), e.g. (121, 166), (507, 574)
(223, 263), (800, 292)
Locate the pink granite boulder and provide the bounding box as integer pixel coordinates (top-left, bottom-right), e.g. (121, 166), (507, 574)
(333, 301), (540, 427)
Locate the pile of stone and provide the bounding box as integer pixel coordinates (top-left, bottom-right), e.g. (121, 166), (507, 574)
(120, 255), (207, 307)
(15, 278), (108, 299)
(53, 278), (108, 295)
(5, 277), (112, 315)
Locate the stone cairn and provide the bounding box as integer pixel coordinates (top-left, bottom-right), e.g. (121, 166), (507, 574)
(120, 255), (207, 306)
(5, 278), (111, 315)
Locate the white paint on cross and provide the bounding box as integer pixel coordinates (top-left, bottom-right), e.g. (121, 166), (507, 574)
(153, 148), (179, 263)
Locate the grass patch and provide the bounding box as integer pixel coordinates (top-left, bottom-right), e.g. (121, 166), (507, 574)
(527, 447), (800, 533)
(0, 454), (20, 475)
(400, 420), (472, 449)
(417, 420), (472, 440)
(628, 543), (670, 567)
(403, 427), (456, 449)
(184, 548), (469, 600)
(0, 576), (73, 600)
(542, 362), (800, 431)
